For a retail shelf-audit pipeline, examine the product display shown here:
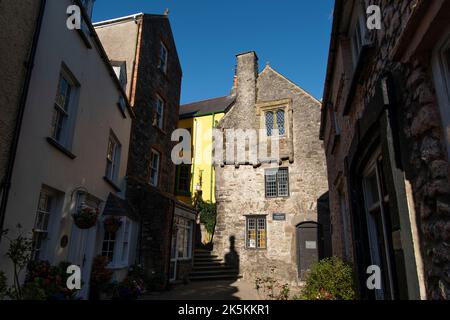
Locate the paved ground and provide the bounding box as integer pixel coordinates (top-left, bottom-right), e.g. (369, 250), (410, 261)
(141, 279), (261, 300)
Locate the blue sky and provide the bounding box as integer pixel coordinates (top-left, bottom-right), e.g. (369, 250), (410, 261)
(92, 0), (334, 104)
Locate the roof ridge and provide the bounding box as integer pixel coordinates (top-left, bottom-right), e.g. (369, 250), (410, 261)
(260, 65), (321, 105)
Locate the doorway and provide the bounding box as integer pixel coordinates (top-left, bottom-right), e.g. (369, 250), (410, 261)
(296, 222), (320, 279)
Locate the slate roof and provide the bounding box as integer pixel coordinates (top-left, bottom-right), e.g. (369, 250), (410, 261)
(179, 95), (235, 118)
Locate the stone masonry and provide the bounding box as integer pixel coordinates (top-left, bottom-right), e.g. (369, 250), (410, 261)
(321, 0), (450, 299)
(214, 52), (329, 285)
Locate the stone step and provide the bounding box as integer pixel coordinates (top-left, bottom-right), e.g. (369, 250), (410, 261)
(193, 257), (223, 263)
(190, 269), (239, 277)
(189, 274), (242, 282)
(193, 261), (225, 267)
(191, 265), (234, 271)
(193, 253), (219, 258)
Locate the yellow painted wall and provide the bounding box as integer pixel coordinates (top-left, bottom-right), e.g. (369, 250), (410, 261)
(176, 112), (224, 205)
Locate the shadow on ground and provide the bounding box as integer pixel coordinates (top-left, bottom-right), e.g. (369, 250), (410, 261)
(141, 279), (259, 300)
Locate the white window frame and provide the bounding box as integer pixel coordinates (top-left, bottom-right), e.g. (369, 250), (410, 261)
(51, 66), (79, 149)
(432, 29), (450, 161)
(103, 217), (136, 268)
(155, 96), (165, 130)
(159, 41), (168, 73)
(31, 188), (55, 261)
(105, 132), (121, 184)
(149, 149), (161, 187)
(174, 216), (193, 260)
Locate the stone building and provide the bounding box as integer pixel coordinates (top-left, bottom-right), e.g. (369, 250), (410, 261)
(0, 0), (133, 299)
(0, 0), (43, 236)
(95, 13), (196, 285)
(320, 0), (450, 299)
(213, 52), (330, 284)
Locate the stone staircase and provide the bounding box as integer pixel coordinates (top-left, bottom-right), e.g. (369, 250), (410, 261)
(189, 248), (241, 282)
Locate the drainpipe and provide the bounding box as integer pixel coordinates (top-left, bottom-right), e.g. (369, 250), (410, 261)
(0, 0), (47, 238)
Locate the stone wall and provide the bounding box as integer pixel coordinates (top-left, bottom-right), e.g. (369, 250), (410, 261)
(214, 52), (328, 285)
(322, 0), (450, 299)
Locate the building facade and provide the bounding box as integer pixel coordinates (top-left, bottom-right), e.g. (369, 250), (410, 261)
(176, 97), (233, 205)
(213, 52), (330, 284)
(0, 0), (133, 299)
(320, 0), (450, 299)
(95, 13), (196, 285)
(0, 0), (43, 236)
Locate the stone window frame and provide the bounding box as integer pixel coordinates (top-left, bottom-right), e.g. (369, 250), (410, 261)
(432, 28), (450, 162)
(256, 98), (293, 140)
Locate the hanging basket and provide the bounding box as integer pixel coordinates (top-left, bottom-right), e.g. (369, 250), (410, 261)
(72, 207), (99, 229)
(103, 216), (122, 233)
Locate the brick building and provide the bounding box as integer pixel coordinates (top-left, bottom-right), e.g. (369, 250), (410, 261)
(320, 0), (450, 299)
(213, 52), (330, 284)
(95, 13), (196, 285)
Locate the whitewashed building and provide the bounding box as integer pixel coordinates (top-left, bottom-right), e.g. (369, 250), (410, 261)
(0, 0), (134, 299)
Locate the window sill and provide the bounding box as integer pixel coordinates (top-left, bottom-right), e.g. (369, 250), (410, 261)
(103, 176), (121, 192)
(46, 137), (76, 159)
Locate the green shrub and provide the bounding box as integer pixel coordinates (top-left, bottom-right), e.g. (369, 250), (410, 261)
(197, 200), (216, 243)
(300, 257), (356, 300)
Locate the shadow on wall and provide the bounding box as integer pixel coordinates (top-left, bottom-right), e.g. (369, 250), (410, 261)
(224, 235), (240, 273)
(317, 191), (332, 259)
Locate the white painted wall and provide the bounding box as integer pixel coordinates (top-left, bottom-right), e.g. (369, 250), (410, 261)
(0, 0), (132, 298)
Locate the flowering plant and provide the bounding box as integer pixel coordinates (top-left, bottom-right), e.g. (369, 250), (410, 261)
(103, 216), (122, 233)
(23, 260), (79, 300)
(72, 206), (99, 229)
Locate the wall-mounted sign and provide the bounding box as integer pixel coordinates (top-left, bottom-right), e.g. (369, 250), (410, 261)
(305, 241), (317, 249)
(272, 213), (286, 221)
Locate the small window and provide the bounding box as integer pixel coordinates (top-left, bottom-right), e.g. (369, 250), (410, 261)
(158, 42), (168, 73)
(265, 110), (286, 137)
(155, 96), (165, 130)
(265, 168), (289, 198)
(102, 231), (116, 262)
(105, 133), (121, 183)
(350, 8), (366, 68)
(149, 149), (161, 187)
(246, 216), (267, 249)
(31, 189), (54, 260)
(176, 164), (191, 194)
(52, 73), (74, 146)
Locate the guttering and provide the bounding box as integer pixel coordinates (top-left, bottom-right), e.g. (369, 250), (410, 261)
(0, 0), (47, 238)
(319, 0), (344, 140)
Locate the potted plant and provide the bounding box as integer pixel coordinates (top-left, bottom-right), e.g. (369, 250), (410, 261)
(103, 216), (122, 234)
(72, 206), (99, 229)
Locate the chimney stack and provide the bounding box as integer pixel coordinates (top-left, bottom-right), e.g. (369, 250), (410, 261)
(235, 51), (258, 110)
